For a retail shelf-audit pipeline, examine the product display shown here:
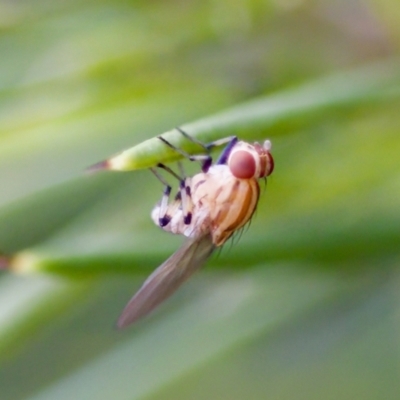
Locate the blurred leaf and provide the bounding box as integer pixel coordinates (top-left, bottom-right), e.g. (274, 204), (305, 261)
(95, 60), (400, 171)
(14, 266), (369, 400)
(0, 0), (400, 399)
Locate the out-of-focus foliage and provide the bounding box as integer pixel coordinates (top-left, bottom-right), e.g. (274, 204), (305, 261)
(0, 0), (399, 399)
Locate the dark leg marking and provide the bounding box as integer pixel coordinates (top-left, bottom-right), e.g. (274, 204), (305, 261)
(216, 137), (239, 165)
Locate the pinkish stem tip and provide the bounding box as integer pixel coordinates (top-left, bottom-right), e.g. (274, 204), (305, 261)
(0, 256), (10, 270)
(86, 159), (111, 174)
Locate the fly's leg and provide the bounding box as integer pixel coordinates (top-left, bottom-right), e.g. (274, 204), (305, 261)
(175, 127), (236, 152)
(215, 136), (239, 165)
(150, 166), (175, 227)
(158, 127), (237, 172)
(151, 162), (193, 228)
(176, 162), (193, 225)
(175, 127), (237, 172)
(158, 135), (211, 173)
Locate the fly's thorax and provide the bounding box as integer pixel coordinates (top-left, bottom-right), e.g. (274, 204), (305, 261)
(191, 165), (260, 246)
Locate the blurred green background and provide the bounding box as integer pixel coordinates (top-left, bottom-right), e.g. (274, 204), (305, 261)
(0, 0), (400, 399)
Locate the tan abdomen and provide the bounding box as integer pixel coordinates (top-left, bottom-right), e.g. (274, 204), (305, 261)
(191, 166), (260, 247)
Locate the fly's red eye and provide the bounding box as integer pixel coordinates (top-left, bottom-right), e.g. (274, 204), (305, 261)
(228, 150), (256, 179)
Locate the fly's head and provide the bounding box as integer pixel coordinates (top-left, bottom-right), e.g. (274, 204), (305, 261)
(227, 140), (274, 179)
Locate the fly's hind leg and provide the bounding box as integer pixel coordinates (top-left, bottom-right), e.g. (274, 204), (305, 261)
(157, 135), (211, 173)
(158, 127), (236, 172)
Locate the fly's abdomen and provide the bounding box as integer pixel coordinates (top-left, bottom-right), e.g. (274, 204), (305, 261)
(191, 166), (260, 247)
(211, 178), (259, 246)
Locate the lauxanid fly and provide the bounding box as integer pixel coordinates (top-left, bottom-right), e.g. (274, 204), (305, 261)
(115, 128), (274, 328)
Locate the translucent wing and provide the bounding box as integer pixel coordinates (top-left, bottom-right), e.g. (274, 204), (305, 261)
(117, 233), (215, 328)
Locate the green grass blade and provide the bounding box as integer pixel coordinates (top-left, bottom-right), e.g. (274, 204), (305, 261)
(96, 59), (400, 171)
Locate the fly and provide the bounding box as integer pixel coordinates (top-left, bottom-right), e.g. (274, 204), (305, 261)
(117, 128), (274, 328)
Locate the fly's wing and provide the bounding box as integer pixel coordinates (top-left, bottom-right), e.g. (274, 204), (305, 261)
(117, 233), (215, 328)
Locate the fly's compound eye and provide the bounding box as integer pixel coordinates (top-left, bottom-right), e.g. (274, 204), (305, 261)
(228, 149), (257, 179)
(227, 140), (274, 179)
